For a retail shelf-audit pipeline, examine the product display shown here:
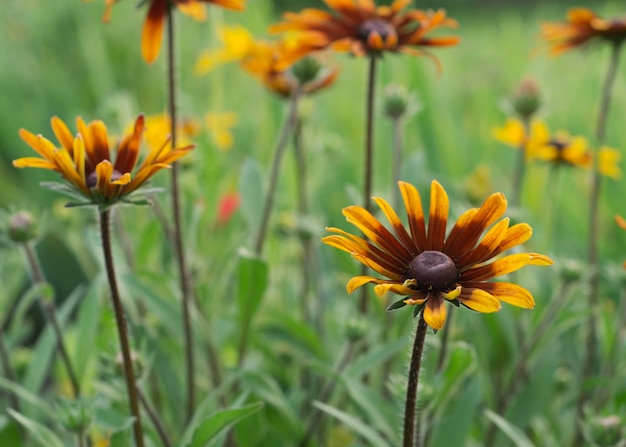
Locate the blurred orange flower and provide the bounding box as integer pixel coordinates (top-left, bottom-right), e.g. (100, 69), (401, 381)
(542, 8), (626, 54)
(323, 180), (552, 330)
(104, 0), (246, 63)
(270, 0), (459, 69)
(14, 115), (194, 206)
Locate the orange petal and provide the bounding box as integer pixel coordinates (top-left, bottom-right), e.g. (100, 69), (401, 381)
(423, 293), (446, 330)
(399, 181), (427, 250)
(461, 253), (553, 281)
(426, 180), (449, 250)
(142, 0), (168, 63)
(456, 287), (501, 313)
(373, 196), (418, 254)
(463, 281), (535, 309)
(51, 117), (75, 152)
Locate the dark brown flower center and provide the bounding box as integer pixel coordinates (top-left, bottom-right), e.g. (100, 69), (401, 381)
(356, 18), (396, 43)
(86, 169), (124, 188)
(407, 250), (459, 292)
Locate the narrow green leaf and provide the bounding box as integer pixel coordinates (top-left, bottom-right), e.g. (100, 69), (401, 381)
(239, 158), (265, 229)
(0, 377), (54, 417)
(311, 401), (388, 447)
(74, 280), (102, 383)
(7, 409), (65, 447)
(7, 282), (53, 338)
(192, 403), (264, 447)
(93, 406), (135, 433)
(236, 248), (268, 328)
(345, 338), (406, 379)
(484, 409), (536, 447)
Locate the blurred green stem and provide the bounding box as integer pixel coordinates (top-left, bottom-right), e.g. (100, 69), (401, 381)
(0, 329), (20, 412)
(576, 40), (623, 444)
(297, 341), (355, 447)
(138, 386), (172, 447)
(359, 56), (378, 314)
(403, 313), (427, 447)
(254, 85), (302, 256)
(166, 6), (196, 422)
(511, 115), (530, 208)
(21, 241), (80, 398)
(99, 208), (144, 447)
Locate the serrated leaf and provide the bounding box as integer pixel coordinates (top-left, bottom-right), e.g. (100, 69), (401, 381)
(7, 409), (64, 447)
(310, 401), (388, 447)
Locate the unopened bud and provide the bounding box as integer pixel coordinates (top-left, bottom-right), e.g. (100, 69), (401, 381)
(8, 211), (37, 243)
(292, 57), (321, 86)
(512, 78), (541, 119)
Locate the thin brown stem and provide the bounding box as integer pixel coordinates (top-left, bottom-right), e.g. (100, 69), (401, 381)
(166, 6), (196, 422)
(403, 313), (428, 447)
(297, 342), (355, 447)
(576, 41), (622, 445)
(359, 56), (378, 314)
(253, 85), (302, 256)
(138, 387), (172, 447)
(99, 209), (144, 447)
(22, 242), (80, 398)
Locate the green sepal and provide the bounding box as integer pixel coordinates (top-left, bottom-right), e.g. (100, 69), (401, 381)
(386, 298), (407, 311)
(412, 302), (426, 318)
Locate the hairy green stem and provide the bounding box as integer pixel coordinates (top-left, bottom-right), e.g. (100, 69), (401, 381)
(99, 209), (144, 447)
(22, 242), (81, 398)
(166, 6), (196, 422)
(403, 313), (428, 447)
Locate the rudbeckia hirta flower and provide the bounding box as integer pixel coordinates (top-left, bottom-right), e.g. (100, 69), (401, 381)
(323, 180), (553, 330)
(542, 8), (626, 54)
(270, 0), (459, 67)
(14, 115), (194, 206)
(104, 0), (246, 63)
(492, 118), (549, 157)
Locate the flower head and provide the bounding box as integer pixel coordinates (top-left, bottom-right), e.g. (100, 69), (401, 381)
(104, 0), (246, 63)
(270, 0), (459, 68)
(492, 119), (621, 178)
(14, 115), (194, 207)
(542, 8), (626, 54)
(323, 180), (552, 330)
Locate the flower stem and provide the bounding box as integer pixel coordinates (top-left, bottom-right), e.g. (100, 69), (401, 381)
(359, 56), (378, 314)
(22, 242), (80, 398)
(575, 40), (622, 445)
(253, 85), (302, 256)
(138, 386), (172, 447)
(511, 115), (530, 209)
(99, 208), (144, 447)
(166, 6), (196, 422)
(403, 313), (428, 447)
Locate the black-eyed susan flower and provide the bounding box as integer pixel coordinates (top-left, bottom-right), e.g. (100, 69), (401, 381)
(323, 180), (552, 330)
(270, 0), (459, 67)
(104, 0), (246, 63)
(492, 118), (549, 158)
(542, 8), (626, 54)
(13, 115), (194, 207)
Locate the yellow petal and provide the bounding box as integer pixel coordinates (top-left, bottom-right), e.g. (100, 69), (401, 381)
(456, 288), (501, 313)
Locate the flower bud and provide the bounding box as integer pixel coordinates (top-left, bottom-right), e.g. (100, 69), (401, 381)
(292, 57), (322, 86)
(511, 78), (541, 119)
(8, 211), (37, 243)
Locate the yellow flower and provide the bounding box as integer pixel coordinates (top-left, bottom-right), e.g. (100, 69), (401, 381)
(270, 0), (460, 69)
(14, 115), (194, 206)
(194, 25), (256, 75)
(492, 118), (549, 157)
(140, 113), (199, 152)
(205, 111), (238, 151)
(323, 180), (553, 330)
(542, 8), (626, 55)
(104, 0), (246, 63)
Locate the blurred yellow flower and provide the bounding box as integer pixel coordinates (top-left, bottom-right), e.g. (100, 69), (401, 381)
(140, 113), (199, 152)
(493, 118), (621, 178)
(14, 115), (194, 206)
(194, 25), (256, 74)
(205, 111), (238, 151)
(103, 0), (246, 63)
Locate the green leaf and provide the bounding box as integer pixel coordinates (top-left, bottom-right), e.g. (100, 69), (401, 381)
(484, 409), (536, 447)
(311, 401), (388, 447)
(39, 181), (88, 203)
(7, 409), (65, 447)
(257, 312), (324, 359)
(23, 287), (83, 396)
(74, 279), (102, 384)
(7, 282), (53, 339)
(179, 403), (264, 447)
(0, 377), (54, 417)
(93, 406), (135, 433)
(239, 158), (264, 229)
(236, 248), (268, 329)
(345, 338), (406, 379)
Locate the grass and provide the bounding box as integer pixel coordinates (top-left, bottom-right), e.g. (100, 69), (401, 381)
(1, 0), (625, 446)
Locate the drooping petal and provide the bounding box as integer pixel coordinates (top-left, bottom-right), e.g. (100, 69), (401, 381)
(423, 293), (446, 330)
(456, 287), (501, 313)
(462, 281), (536, 309)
